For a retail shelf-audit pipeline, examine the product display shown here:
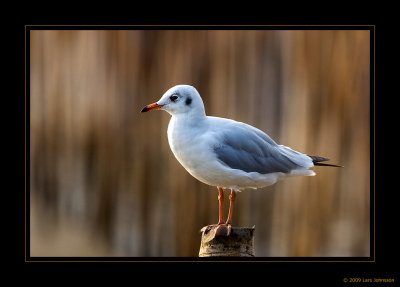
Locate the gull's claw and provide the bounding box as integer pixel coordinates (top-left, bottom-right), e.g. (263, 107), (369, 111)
(215, 224), (231, 236)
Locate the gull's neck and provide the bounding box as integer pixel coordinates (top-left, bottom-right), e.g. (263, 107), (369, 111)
(172, 110), (207, 126)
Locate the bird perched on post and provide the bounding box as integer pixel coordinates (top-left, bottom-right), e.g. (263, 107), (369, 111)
(141, 85), (341, 236)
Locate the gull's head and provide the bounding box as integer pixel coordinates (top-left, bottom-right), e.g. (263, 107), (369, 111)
(141, 85), (205, 117)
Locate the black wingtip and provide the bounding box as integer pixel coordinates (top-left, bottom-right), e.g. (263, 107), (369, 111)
(308, 155), (343, 168)
(314, 162), (344, 168)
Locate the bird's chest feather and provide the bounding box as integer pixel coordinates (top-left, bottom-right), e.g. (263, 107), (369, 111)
(167, 118), (212, 171)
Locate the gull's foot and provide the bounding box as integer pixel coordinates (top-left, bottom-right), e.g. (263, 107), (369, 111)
(200, 224), (232, 236)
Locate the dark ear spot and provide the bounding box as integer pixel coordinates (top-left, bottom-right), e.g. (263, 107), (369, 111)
(185, 97), (192, 106)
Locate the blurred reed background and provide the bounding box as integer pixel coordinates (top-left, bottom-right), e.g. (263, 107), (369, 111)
(29, 29), (370, 257)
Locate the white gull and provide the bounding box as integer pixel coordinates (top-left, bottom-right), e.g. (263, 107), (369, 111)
(141, 85), (340, 236)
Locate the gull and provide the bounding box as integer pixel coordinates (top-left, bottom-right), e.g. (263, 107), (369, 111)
(141, 85), (341, 236)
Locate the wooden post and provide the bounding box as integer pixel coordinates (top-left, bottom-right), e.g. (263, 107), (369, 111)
(199, 226), (255, 257)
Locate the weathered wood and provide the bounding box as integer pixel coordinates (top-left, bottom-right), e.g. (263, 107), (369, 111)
(199, 226), (255, 257)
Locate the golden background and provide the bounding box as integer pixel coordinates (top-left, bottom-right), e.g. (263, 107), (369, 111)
(30, 30), (370, 257)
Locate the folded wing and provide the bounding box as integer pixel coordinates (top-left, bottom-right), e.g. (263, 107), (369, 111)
(213, 122), (312, 174)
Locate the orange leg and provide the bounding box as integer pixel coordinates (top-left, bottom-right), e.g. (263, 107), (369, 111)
(201, 187), (233, 236)
(226, 189), (236, 225)
(217, 187), (225, 225)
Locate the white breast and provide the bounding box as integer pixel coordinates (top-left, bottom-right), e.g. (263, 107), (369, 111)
(167, 117), (220, 184)
(168, 117), (203, 171)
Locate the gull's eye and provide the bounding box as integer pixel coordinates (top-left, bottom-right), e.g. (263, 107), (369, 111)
(169, 94), (178, 102)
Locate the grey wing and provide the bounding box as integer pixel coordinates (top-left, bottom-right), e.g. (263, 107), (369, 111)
(213, 123), (307, 174)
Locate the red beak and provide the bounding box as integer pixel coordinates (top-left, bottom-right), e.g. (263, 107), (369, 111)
(141, 102), (164, 113)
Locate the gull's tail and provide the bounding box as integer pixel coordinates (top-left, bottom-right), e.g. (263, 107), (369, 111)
(308, 155), (343, 168)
